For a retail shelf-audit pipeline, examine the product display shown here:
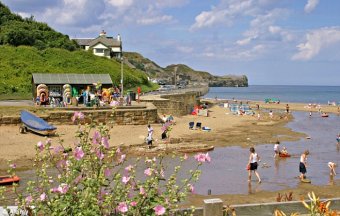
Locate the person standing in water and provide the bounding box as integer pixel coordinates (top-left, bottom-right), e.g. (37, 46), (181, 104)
(273, 141), (280, 158)
(299, 150), (309, 180)
(328, 162), (337, 176)
(247, 147), (261, 183)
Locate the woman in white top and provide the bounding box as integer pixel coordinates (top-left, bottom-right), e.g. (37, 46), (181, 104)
(247, 147), (261, 183)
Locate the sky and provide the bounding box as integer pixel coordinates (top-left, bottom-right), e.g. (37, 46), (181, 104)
(3, 0), (340, 85)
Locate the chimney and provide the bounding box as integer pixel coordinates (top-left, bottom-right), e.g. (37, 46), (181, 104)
(117, 34), (121, 41)
(99, 30), (106, 37)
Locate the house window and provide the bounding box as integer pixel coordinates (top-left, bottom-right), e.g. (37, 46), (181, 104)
(95, 49), (104, 53)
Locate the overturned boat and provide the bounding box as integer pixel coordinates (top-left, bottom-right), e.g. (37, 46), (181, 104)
(20, 110), (57, 136)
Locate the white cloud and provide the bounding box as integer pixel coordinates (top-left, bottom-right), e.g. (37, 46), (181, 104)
(304, 0), (319, 13)
(236, 36), (256, 46)
(190, 0), (254, 30)
(137, 15), (173, 25)
(292, 27), (340, 60)
(220, 44), (267, 60)
(154, 0), (189, 8)
(268, 26), (281, 34)
(105, 0), (133, 8)
(40, 0), (105, 26)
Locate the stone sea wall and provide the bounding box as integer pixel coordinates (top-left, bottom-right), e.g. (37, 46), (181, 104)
(0, 103), (158, 126)
(141, 87), (208, 116)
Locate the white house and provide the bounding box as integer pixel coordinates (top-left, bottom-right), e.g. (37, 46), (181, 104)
(74, 31), (122, 59)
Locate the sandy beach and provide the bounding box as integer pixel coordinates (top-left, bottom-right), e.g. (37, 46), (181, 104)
(0, 100), (340, 207)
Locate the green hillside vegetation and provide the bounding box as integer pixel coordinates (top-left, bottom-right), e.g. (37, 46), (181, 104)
(0, 45), (157, 98)
(0, 2), (78, 50)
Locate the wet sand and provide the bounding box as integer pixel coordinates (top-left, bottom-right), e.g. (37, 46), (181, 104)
(0, 101), (339, 207)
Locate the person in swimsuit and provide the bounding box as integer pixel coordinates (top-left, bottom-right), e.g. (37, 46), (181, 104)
(247, 147), (261, 183)
(328, 162), (337, 176)
(299, 150), (309, 180)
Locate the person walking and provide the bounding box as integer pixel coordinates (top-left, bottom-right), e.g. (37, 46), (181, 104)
(299, 150), (309, 180)
(247, 147), (261, 183)
(286, 104), (290, 113)
(146, 124), (154, 149)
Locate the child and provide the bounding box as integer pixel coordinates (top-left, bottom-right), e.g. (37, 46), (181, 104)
(146, 125), (153, 149)
(281, 147), (288, 155)
(247, 147), (261, 183)
(273, 141), (280, 158)
(336, 133), (340, 144)
(299, 150), (309, 180)
(328, 162), (337, 176)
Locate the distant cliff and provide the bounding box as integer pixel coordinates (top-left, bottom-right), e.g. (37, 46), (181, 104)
(124, 52), (248, 87)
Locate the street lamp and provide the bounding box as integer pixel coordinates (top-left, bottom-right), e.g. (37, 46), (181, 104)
(120, 56), (124, 98)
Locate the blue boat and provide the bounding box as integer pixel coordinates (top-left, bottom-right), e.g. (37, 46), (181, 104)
(20, 110), (57, 136)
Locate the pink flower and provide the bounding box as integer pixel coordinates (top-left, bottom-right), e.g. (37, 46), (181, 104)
(119, 154), (126, 163)
(130, 201), (137, 207)
(122, 176), (130, 184)
(25, 195), (33, 205)
(92, 131), (101, 145)
(72, 111), (85, 122)
(51, 187), (59, 193)
(54, 146), (64, 154)
(154, 205), (166, 215)
(57, 159), (66, 168)
(139, 187), (145, 195)
(37, 141), (44, 151)
(125, 165), (133, 172)
(40, 193), (47, 201)
(194, 153), (211, 163)
(104, 168), (112, 177)
(116, 147), (121, 154)
(46, 138), (52, 144)
(183, 153), (188, 160)
(9, 164), (16, 169)
(188, 184), (195, 193)
(58, 183), (69, 194)
(144, 168), (153, 176)
(74, 147), (84, 160)
(117, 202), (128, 213)
(96, 150), (104, 160)
(101, 137), (110, 149)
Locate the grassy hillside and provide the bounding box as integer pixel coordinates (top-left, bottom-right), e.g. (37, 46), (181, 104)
(0, 45), (157, 98)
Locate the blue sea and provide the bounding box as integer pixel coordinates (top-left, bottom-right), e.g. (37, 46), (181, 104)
(205, 85), (340, 104)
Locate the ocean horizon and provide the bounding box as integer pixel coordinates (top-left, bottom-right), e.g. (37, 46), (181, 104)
(205, 85), (340, 104)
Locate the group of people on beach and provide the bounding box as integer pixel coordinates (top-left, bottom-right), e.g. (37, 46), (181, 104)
(247, 141), (338, 183)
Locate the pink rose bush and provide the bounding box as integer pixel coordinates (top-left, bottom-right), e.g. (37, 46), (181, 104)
(1, 111), (208, 215)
